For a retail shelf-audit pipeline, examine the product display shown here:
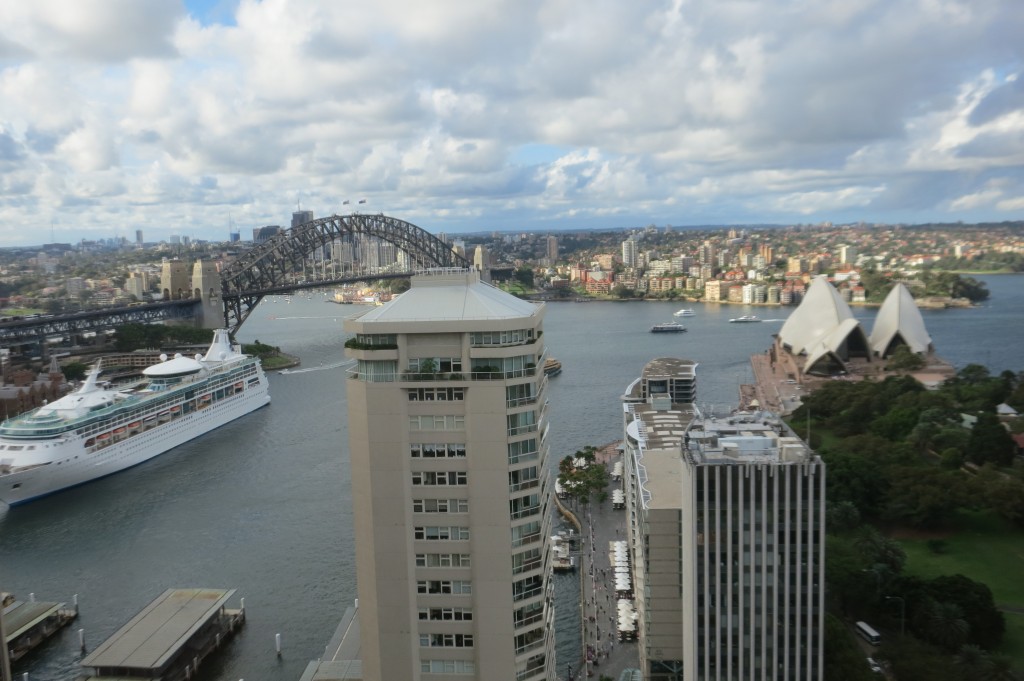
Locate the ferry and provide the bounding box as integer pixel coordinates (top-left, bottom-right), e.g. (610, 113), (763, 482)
(543, 357), (562, 377)
(729, 315), (761, 323)
(650, 322), (686, 333)
(673, 308), (696, 317)
(0, 330), (271, 507)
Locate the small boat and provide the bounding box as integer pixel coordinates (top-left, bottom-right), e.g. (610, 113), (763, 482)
(543, 358), (562, 377)
(673, 308), (696, 317)
(650, 322), (686, 333)
(729, 315), (761, 323)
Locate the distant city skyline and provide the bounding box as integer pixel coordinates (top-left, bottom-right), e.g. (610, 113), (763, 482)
(1, 1), (1023, 246)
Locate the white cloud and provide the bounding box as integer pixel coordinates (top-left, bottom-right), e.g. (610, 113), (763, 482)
(0, 0), (1023, 243)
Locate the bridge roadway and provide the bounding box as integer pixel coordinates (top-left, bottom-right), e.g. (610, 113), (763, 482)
(3, 213), (471, 347)
(0, 270), (417, 349)
(0, 300), (198, 348)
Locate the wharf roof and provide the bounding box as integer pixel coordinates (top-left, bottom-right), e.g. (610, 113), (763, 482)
(3, 599), (64, 640)
(81, 588), (235, 672)
(351, 269), (541, 325)
(869, 282), (932, 356)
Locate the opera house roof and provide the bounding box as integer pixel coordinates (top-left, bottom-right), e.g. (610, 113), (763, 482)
(869, 283), (933, 356)
(778, 276), (935, 375)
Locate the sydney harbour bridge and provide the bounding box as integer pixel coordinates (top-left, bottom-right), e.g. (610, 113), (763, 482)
(0, 214), (470, 349)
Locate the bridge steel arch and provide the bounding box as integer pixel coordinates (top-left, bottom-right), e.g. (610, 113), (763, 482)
(219, 213), (468, 333)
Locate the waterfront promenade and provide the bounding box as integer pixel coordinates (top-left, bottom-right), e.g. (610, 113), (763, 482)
(561, 441), (639, 680)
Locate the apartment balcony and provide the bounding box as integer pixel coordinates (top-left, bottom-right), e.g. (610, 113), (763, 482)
(343, 346), (399, 361)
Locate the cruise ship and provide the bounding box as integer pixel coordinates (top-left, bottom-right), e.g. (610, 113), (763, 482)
(0, 330), (271, 506)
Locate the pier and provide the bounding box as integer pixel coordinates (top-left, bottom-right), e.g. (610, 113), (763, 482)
(80, 588), (244, 681)
(2, 593), (77, 663)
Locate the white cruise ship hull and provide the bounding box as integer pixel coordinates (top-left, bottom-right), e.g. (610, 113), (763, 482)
(0, 383), (270, 506)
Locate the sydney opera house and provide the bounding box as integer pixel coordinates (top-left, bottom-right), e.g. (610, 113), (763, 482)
(775, 275), (935, 376)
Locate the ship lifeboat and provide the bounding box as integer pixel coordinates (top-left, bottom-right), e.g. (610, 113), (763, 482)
(234, 382), (244, 390)
(199, 394), (212, 404)
(128, 421), (141, 429)
(97, 432), (110, 441)
(170, 405), (181, 414)
(113, 427), (126, 436)
(85, 437), (95, 447)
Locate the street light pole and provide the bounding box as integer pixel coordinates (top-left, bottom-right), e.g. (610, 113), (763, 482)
(884, 596), (905, 637)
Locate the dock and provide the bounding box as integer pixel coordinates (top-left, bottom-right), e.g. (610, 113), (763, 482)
(81, 588), (244, 681)
(3, 593), (78, 662)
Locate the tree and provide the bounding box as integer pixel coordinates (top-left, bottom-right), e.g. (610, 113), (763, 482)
(968, 412), (1016, 467)
(884, 466), (965, 528)
(888, 345), (926, 371)
(919, 599), (970, 652)
(823, 613), (876, 681)
(925, 575), (1005, 648)
(61, 361), (89, 382)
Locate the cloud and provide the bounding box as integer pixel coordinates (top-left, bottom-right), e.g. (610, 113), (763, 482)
(0, 0), (183, 61)
(0, 0), (1023, 244)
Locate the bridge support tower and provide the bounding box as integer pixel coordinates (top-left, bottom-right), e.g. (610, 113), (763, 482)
(192, 259), (223, 329)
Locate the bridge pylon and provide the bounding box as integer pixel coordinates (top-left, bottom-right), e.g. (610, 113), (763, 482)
(192, 259), (223, 329)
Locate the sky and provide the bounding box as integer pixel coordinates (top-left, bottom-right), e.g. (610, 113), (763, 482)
(0, 0), (1023, 246)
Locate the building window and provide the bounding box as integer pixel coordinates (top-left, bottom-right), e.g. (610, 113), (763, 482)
(419, 633), (474, 648)
(421, 660), (475, 674)
(412, 472), (468, 486)
(413, 498), (469, 513)
(408, 387), (465, 401)
(415, 553), (472, 568)
(414, 526), (471, 541)
(409, 415), (466, 431)
(418, 607), (473, 621)
(411, 443), (467, 458)
(417, 580), (472, 595)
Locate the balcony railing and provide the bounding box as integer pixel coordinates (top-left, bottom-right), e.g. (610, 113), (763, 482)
(515, 661), (546, 681)
(511, 531), (541, 548)
(512, 556), (543, 576)
(512, 585), (544, 602)
(514, 609), (545, 629)
(507, 423), (539, 437)
(506, 394), (539, 408)
(510, 504), (542, 521)
(514, 637), (545, 656)
(509, 477), (540, 494)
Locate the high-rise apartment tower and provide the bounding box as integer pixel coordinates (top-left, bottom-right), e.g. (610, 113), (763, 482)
(344, 269), (556, 681)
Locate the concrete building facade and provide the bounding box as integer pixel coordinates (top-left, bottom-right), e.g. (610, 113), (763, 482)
(343, 270), (555, 681)
(622, 358), (825, 681)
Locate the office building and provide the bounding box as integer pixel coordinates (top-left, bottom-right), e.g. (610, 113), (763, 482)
(293, 210), (315, 228)
(545, 236), (559, 263)
(343, 269), (555, 681)
(621, 358), (825, 680)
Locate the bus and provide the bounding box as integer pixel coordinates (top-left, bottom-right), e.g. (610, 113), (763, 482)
(855, 621), (881, 645)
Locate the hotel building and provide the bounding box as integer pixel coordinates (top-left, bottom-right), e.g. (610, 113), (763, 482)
(621, 358), (825, 680)
(343, 269), (555, 681)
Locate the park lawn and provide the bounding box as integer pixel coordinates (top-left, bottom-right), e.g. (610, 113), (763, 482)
(998, 613), (1024, 667)
(897, 509), (1024, 667)
(898, 509), (1024, 608)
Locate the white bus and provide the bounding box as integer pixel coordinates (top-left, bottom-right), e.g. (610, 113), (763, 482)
(855, 621), (881, 645)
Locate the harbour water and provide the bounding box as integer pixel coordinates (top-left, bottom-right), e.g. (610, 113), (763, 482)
(1, 275), (1021, 681)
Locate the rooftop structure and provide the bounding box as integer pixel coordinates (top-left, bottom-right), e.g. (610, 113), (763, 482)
(81, 588), (243, 681)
